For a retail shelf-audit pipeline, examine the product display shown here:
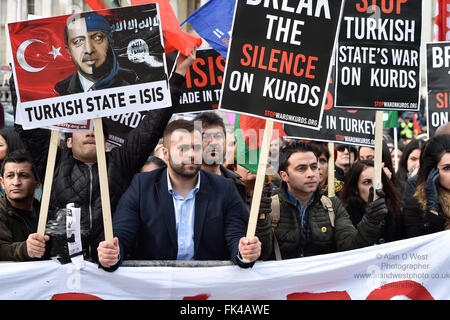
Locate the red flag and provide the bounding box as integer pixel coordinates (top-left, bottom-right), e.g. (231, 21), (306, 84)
(8, 16), (76, 102)
(413, 113), (421, 137)
(434, 0), (450, 41)
(234, 114), (286, 174)
(84, 0), (202, 55)
(131, 0), (201, 55)
(237, 115), (286, 150)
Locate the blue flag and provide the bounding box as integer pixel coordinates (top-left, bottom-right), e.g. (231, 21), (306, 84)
(181, 0), (236, 58)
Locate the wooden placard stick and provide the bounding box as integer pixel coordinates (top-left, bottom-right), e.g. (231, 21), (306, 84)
(373, 110), (384, 200)
(246, 119), (274, 245)
(94, 118), (114, 243)
(327, 142), (335, 198)
(37, 129), (60, 235)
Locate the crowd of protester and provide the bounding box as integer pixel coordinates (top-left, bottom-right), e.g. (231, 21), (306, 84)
(0, 44), (449, 273)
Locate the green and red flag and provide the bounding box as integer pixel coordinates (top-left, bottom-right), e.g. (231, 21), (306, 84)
(234, 114), (286, 174)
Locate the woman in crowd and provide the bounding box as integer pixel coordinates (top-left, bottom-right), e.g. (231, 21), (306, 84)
(341, 160), (404, 244)
(396, 139), (426, 193)
(0, 128), (24, 163)
(402, 134), (450, 238)
(310, 141), (343, 197)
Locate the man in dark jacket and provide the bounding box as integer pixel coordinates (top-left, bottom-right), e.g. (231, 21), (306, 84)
(10, 49), (196, 262)
(0, 151), (49, 261)
(97, 119), (261, 270)
(256, 142), (388, 260)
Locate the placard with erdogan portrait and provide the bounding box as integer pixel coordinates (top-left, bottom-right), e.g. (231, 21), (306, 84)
(8, 3), (170, 129)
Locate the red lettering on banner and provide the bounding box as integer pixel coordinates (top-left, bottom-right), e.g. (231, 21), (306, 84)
(183, 293), (211, 300)
(192, 59), (208, 87)
(186, 55), (225, 89)
(240, 43), (318, 78)
(365, 281), (434, 300)
(216, 55), (225, 84)
(355, 0), (407, 14)
(51, 293), (103, 300)
(436, 92), (449, 109)
(207, 56), (216, 86)
(324, 77), (333, 110)
(287, 291), (352, 300)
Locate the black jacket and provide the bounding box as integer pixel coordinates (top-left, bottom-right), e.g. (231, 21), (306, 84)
(10, 73), (185, 262)
(402, 195), (446, 238)
(0, 196), (42, 261)
(106, 168), (252, 270)
(256, 183), (384, 260)
(345, 201), (404, 244)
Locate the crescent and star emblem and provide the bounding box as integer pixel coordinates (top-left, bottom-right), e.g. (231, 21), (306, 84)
(16, 39), (62, 73)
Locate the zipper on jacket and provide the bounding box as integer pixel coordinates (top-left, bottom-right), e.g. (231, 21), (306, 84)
(87, 163), (94, 258)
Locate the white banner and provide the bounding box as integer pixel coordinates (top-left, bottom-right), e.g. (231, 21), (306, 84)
(18, 81), (170, 130)
(1, 231), (449, 300)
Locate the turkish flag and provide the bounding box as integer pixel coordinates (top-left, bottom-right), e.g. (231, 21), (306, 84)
(84, 0), (202, 55)
(8, 16), (76, 102)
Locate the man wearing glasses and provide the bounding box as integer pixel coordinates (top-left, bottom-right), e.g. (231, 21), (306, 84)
(193, 112), (247, 203)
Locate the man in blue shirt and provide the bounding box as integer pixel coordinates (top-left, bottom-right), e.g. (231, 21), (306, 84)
(97, 119), (261, 270)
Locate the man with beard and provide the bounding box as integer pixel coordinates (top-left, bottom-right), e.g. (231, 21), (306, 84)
(255, 142), (387, 260)
(97, 119), (261, 270)
(54, 12), (138, 95)
(193, 112), (247, 202)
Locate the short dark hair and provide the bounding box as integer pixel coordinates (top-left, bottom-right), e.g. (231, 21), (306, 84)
(1, 150), (39, 181)
(193, 112), (226, 136)
(163, 119), (199, 148)
(144, 155), (166, 168)
(279, 141), (317, 172)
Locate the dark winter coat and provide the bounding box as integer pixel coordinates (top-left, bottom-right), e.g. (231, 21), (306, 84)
(256, 183), (385, 260)
(0, 196), (41, 261)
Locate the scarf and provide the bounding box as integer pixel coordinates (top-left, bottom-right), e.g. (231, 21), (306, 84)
(415, 183), (450, 230)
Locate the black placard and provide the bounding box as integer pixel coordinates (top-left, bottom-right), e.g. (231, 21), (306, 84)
(426, 41), (450, 137)
(219, 0), (345, 129)
(284, 67), (376, 146)
(335, 0), (422, 111)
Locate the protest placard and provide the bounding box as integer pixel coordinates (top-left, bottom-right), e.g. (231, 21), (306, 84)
(335, 0), (423, 111)
(102, 48), (225, 147)
(8, 3), (171, 129)
(426, 41), (450, 136)
(284, 68), (376, 146)
(219, 0), (345, 129)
